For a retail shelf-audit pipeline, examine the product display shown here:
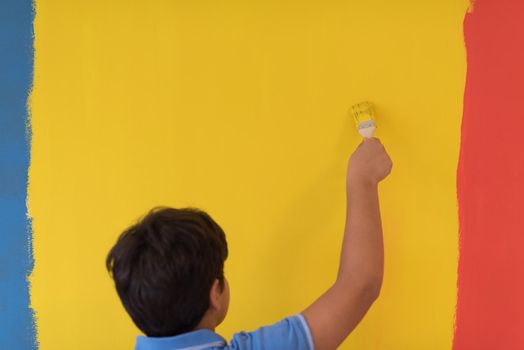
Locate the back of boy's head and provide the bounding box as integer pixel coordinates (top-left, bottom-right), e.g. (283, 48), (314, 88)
(106, 207), (228, 337)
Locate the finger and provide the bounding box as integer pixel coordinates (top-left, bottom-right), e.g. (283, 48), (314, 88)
(363, 137), (377, 142)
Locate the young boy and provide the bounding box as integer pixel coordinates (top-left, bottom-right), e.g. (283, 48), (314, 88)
(106, 138), (392, 350)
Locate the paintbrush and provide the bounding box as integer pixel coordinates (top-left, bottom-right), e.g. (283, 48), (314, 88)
(350, 101), (376, 138)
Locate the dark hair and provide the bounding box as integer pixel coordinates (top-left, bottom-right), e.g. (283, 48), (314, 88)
(106, 207), (228, 337)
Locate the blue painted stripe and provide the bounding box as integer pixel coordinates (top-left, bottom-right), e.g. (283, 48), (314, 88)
(0, 0), (36, 348)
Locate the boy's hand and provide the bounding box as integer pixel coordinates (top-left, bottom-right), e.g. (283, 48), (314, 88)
(347, 138), (392, 189)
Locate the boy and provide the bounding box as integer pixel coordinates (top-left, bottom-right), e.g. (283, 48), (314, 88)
(107, 138), (392, 350)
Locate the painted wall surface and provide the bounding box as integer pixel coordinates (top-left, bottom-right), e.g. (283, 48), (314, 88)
(0, 0), (36, 348)
(454, 1), (524, 349)
(29, 1), (467, 349)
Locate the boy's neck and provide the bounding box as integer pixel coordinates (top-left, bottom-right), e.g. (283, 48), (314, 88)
(194, 312), (218, 332)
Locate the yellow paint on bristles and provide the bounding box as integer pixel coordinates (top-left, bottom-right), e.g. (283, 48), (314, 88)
(350, 101), (376, 138)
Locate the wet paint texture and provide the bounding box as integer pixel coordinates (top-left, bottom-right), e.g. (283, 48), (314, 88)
(0, 0), (36, 348)
(454, 0), (524, 349)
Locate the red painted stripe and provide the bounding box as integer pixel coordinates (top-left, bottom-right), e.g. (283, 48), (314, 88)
(454, 1), (524, 349)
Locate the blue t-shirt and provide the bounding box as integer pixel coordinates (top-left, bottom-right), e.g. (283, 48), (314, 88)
(135, 314), (315, 350)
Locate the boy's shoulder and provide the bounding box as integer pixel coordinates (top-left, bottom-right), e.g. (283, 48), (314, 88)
(135, 314), (314, 350)
(228, 314), (314, 350)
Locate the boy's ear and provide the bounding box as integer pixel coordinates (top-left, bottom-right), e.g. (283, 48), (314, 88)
(209, 279), (222, 310)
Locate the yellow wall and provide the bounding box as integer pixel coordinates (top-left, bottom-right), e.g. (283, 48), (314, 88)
(29, 1), (468, 349)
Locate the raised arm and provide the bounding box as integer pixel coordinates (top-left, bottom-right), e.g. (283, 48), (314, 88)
(302, 137), (392, 350)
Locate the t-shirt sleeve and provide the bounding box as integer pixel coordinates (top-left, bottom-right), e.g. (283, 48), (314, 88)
(227, 314), (315, 350)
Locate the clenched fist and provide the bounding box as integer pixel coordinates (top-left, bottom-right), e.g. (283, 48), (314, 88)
(347, 138), (393, 189)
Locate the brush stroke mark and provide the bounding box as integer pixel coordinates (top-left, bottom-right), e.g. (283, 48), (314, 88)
(454, 0), (524, 349)
(0, 0), (36, 348)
